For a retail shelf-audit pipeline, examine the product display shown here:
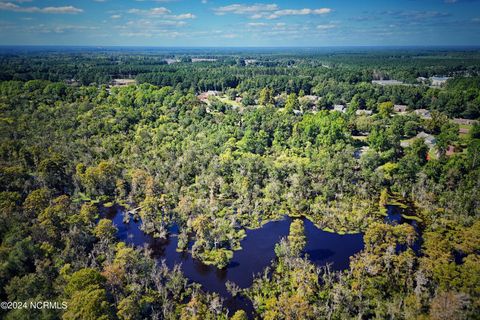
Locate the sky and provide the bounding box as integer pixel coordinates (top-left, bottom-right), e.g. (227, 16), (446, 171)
(0, 0), (480, 47)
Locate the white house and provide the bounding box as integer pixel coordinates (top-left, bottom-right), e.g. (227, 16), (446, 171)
(372, 80), (404, 86)
(355, 109), (373, 116)
(430, 76), (449, 87)
(333, 104), (346, 113)
(394, 105), (408, 113)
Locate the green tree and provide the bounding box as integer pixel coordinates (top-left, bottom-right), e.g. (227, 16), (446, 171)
(63, 288), (114, 320)
(378, 101), (394, 118)
(259, 87), (274, 106)
(285, 93), (299, 113)
(288, 219), (306, 256)
(94, 219), (117, 242)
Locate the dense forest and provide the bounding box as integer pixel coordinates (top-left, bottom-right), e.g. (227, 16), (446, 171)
(0, 48), (479, 319)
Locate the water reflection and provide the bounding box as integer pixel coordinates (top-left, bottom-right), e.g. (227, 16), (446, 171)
(104, 205), (365, 295)
(100, 203), (424, 317)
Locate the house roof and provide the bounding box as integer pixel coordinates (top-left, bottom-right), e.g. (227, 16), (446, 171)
(416, 131), (436, 144)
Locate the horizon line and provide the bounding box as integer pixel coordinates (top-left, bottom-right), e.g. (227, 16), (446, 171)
(1, 44), (480, 49)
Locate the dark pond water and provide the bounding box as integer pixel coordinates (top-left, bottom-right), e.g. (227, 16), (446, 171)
(385, 205), (423, 253)
(104, 206), (364, 289)
(103, 205), (417, 315)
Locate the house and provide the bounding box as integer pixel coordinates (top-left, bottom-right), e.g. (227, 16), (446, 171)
(372, 80), (404, 86)
(453, 118), (478, 126)
(394, 105), (408, 113)
(416, 131), (436, 148)
(112, 79), (136, 87)
(417, 77), (428, 83)
(430, 76), (449, 87)
(414, 109), (432, 119)
(333, 104), (346, 113)
(355, 109), (373, 116)
(302, 95), (320, 103)
(300, 95), (320, 110)
(192, 58), (217, 63)
(198, 90), (220, 102)
(165, 58), (180, 65)
(65, 78), (79, 86)
(446, 145), (458, 156)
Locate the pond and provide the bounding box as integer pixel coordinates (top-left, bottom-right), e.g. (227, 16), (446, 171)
(102, 204), (416, 315)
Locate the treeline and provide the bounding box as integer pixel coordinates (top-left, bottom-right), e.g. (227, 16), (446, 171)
(1, 49), (479, 119)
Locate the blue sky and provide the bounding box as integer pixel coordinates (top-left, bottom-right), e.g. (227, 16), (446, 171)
(1, 0), (480, 46)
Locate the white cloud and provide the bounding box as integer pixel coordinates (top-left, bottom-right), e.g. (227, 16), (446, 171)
(214, 3), (332, 19)
(128, 7), (171, 15)
(247, 22), (268, 27)
(170, 13), (196, 19)
(26, 24), (99, 33)
(214, 3), (278, 15)
(42, 6), (83, 14)
(111, 14), (122, 19)
(150, 7), (171, 15)
(316, 24), (336, 30)
(126, 7), (195, 21)
(0, 2), (83, 14)
(267, 8), (332, 19)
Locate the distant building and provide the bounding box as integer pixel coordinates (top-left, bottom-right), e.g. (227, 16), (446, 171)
(333, 104), (346, 113)
(300, 95), (320, 109)
(302, 95), (320, 103)
(112, 79), (136, 87)
(65, 79), (80, 86)
(355, 109), (373, 116)
(372, 80), (404, 86)
(430, 76), (449, 87)
(417, 77), (428, 83)
(198, 90), (220, 102)
(192, 58), (217, 63)
(453, 118), (478, 126)
(416, 131), (436, 148)
(393, 105), (408, 113)
(414, 109), (432, 119)
(165, 58), (180, 65)
(446, 145), (458, 156)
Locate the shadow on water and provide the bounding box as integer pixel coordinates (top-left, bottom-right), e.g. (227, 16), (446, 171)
(102, 205), (417, 316)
